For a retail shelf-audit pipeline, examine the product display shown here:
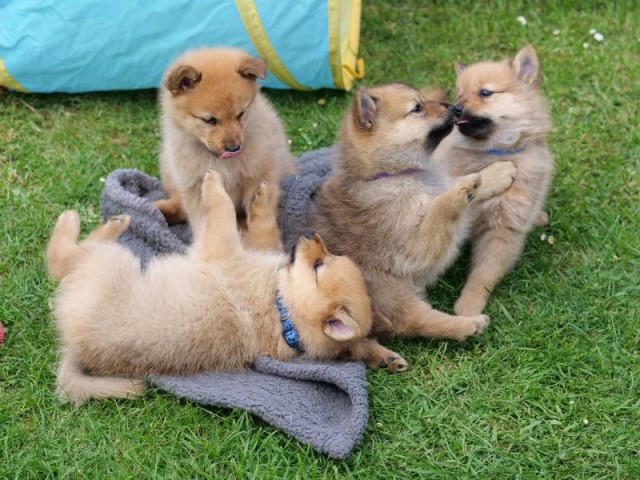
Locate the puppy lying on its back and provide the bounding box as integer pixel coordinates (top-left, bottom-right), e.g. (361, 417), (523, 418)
(433, 45), (554, 315)
(155, 47), (294, 250)
(47, 172), (373, 404)
(310, 83), (516, 369)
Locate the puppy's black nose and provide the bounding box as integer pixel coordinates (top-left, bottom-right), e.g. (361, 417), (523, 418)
(224, 145), (241, 153)
(449, 104), (464, 118)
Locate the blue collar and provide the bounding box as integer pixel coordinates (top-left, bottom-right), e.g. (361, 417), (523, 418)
(275, 294), (305, 352)
(484, 146), (526, 156)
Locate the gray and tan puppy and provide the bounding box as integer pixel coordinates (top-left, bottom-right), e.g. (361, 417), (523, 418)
(155, 47), (294, 250)
(433, 45), (554, 315)
(310, 83), (516, 369)
(47, 172), (374, 405)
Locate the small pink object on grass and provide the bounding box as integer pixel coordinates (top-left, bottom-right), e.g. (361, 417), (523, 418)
(0, 323), (4, 344)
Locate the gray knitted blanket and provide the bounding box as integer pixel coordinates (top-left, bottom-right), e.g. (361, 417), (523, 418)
(100, 148), (367, 459)
(100, 147), (334, 266)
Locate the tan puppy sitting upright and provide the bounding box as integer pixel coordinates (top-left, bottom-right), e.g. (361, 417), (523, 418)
(433, 45), (554, 315)
(310, 83), (517, 369)
(155, 47), (294, 250)
(47, 172), (373, 405)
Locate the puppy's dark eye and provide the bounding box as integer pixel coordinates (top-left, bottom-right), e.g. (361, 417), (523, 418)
(203, 117), (218, 125)
(237, 111), (245, 121)
(411, 103), (423, 114)
(313, 260), (323, 272)
(479, 89), (493, 98)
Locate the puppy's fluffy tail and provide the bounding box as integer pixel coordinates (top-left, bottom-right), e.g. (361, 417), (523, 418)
(46, 210), (82, 281)
(57, 352), (145, 405)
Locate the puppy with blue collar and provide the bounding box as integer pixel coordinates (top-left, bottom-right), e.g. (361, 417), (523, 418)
(47, 171), (373, 405)
(433, 44), (554, 315)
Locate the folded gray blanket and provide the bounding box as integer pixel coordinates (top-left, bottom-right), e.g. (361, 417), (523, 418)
(100, 148), (367, 459)
(150, 357), (367, 459)
(278, 147), (334, 252)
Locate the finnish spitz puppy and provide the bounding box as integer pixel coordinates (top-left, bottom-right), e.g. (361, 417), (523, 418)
(433, 45), (553, 315)
(47, 171), (373, 404)
(155, 47), (294, 250)
(310, 83), (517, 369)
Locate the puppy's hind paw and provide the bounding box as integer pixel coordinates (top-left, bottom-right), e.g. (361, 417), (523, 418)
(534, 211), (549, 227)
(450, 314), (490, 341)
(454, 292), (489, 317)
(203, 169), (224, 187)
(469, 314), (490, 336)
(371, 352), (410, 373)
(201, 170), (226, 205)
(102, 214), (131, 238)
(108, 214), (131, 231)
(55, 210), (81, 236)
(383, 354), (410, 373)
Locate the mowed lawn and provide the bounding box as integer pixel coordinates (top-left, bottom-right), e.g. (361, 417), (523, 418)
(1, 1), (638, 478)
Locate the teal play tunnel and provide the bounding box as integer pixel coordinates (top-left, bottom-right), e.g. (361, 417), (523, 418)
(0, 0), (364, 93)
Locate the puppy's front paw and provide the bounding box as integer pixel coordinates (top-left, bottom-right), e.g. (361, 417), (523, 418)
(457, 173), (482, 204)
(491, 161), (517, 193)
(201, 170), (226, 206)
(246, 182), (270, 222)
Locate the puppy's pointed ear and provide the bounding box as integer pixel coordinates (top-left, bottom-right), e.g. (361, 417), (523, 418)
(300, 232), (329, 263)
(238, 56), (267, 81)
(165, 65), (202, 95)
(512, 44), (541, 85)
(454, 62), (466, 76)
(323, 311), (361, 342)
(312, 233), (329, 257)
(354, 88), (377, 131)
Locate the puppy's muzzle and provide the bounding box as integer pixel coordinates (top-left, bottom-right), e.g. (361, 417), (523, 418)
(449, 104), (464, 118)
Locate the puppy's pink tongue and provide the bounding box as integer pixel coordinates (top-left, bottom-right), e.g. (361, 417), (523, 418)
(455, 119), (469, 125)
(220, 151), (239, 159)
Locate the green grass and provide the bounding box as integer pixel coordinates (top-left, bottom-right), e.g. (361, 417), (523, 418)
(1, 1), (639, 478)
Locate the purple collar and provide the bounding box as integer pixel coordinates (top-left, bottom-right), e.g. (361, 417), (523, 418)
(369, 168), (423, 181)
